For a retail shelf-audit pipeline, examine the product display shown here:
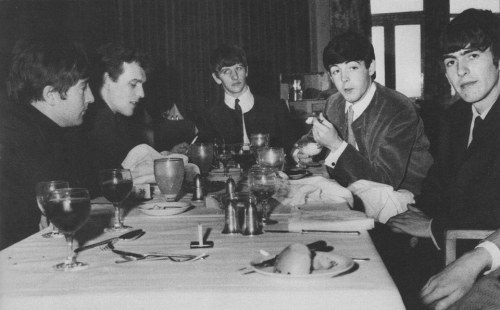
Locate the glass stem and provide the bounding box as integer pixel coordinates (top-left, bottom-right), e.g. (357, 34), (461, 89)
(65, 234), (75, 264)
(114, 203), (122, 228)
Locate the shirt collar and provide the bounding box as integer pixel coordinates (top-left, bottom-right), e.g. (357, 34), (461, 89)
(224, 86), (254, 113)
(472, 101), (493, 120)
(344, 82), (376, 121)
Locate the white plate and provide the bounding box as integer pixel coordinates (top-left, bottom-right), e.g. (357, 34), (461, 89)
(250, 252), (354, 278)
(138, 200), (191, 216)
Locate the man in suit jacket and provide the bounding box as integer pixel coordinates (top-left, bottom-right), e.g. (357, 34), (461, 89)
(198, 44), (295, 153)
(387, 8), (500, 249)
(386, 9), (500, 309)
(295, 31), (433, 223)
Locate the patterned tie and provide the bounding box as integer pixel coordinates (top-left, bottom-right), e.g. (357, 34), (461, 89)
(346, 105), (356, 146)
(472, 116), (483, 142)
(234, 98), (244, 141)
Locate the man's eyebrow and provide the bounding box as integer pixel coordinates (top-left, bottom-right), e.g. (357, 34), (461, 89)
(443, 48), (477, 60)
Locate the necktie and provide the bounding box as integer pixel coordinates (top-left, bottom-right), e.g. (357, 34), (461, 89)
(472, 116), (483, 142)
(346, 105), (356, 146)
(234, 98), (244, 141)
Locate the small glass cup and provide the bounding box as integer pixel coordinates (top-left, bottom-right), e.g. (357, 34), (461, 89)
(250, 133), (270, 156)
(154, 158), (185, 201)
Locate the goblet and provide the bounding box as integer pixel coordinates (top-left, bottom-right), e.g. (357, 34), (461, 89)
(257, 147), (285, 171)
(44, 188), (91, 271)
(154, 158), (184, 201)
(189, 143), (214, 176)
(99, 169), (134, 231)
(249, 133), (270, 156)
(231, 143), (255, 172)
(214, 143), (233, 176)
(248, 166), (278, 225)
(36, 180), (69, 238)
(296, 139), (323, 168)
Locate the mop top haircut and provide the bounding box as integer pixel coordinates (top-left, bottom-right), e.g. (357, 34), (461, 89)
(209, 44), (248, 75)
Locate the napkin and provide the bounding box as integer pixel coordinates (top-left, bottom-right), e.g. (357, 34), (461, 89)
(288, 208), (375, 232)
(278, 176), (353, 208)
(121, 144), (199, 185)
(347, 179), (414, 224)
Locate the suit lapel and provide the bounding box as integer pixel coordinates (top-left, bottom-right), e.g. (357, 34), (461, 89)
(466, 96), (500, 155)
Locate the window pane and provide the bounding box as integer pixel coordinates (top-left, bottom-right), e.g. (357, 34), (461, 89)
(371, 0), (423, 14)
(450, 0), (500, 14)
(395, 25), (422, 98)
(371, 26), (386, 86)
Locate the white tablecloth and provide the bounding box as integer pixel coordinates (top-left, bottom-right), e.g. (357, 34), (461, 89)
(0, 202), (405, 310)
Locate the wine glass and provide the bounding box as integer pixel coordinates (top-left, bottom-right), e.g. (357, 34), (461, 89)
(36, 180), (69, 238)
(231, 143), (255, 172)
(249, 133), (270, 156)
(99, 169), (133, 232)
(43, 188), (91, 271)
(189, 143), (214, 176)
(214, 143), (233, 176)
(154, 158), (184, 201)
(257, 147), (285, 171)
(248, 166), (278, 225)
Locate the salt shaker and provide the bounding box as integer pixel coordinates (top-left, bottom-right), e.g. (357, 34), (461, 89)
(222, 177), (240, 234)
(192, 174), (204, 202)
(241, 195), (262, 236)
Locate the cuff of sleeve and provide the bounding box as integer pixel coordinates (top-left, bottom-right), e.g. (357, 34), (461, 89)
(476, 241), (500, 274)
(325, 141), (348, 169)
(428, 219), (441, 250)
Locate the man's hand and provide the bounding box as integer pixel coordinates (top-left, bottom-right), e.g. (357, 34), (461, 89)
(386, 205), (432, 237)
(420, 248), (491, 310)
(311, 113), (343, 152)
(170, 142), (190, 154)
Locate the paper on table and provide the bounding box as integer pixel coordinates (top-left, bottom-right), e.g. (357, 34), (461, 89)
(288, 209), (375, 232)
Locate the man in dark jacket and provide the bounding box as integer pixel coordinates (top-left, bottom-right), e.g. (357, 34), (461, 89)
(0, 38), (95, 249)
(198, 44), (295, 153)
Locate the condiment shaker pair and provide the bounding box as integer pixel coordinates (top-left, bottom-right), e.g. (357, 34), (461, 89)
(222, 177), (261, 235)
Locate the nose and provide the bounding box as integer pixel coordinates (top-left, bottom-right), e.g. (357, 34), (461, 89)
(457, 60), (469, 77)
(230, 69), (239, 80)
(340, 68), (349, 83)
(136, 84), (145, 98)
(85, 87), (95, 105)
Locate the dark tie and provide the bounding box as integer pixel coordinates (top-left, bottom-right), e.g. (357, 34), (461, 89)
(346, 105), (356, 146)
(472, 116), (483, 142)
(234, 98), (244, 141)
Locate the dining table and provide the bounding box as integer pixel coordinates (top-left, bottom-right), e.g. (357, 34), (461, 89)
(0, 188), (406, 310)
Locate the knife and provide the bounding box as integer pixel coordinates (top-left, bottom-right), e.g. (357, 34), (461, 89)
(74, 229), (145, 253)
(264, 229), (360, 236)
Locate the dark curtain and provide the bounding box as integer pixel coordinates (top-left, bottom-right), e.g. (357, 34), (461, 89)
(1, 0), (311, 124)
(330, 0), (371, 38)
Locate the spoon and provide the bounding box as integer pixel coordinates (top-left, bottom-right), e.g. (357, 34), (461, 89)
(74, 229), (145, 253)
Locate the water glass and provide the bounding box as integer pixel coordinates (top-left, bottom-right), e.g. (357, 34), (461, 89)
(154, 158), (185, 201)
(250, 133), (270, 155)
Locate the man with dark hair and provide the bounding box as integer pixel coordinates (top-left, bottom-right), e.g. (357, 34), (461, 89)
(0, 38), (95, 249)
(388, 8), (500, 310)
(295, 31), (433, 223)
(198, 44), (295, 153)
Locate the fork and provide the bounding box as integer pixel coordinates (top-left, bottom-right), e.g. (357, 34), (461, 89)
(112, 249), (208, 263)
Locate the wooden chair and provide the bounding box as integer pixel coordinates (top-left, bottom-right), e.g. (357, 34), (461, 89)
(444, 229), (495, 265)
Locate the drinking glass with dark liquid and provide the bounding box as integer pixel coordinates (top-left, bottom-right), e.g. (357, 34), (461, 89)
(232, 143), (255, 172)
(44, 188), (91, 271)
(99, 169), (133, 232)
(189, 143), (214, 176)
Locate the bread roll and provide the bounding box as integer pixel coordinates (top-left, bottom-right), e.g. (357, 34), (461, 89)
(273, 243), (312, 275)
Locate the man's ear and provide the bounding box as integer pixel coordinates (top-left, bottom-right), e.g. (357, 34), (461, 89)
(103, 72), (112, 88)
(42, 85), (59, 106)
(368, 60), (376, 77)
(211, 73), (222, 85)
